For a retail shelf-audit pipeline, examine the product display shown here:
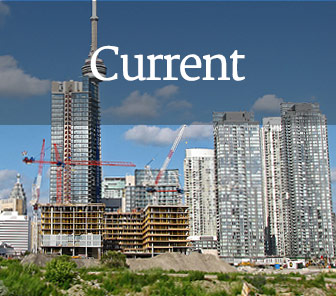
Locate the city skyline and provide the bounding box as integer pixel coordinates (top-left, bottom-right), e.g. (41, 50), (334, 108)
(1, 0), (336, 207)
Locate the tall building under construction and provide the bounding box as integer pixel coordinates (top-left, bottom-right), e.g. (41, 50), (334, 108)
(50, 0), (106, 204)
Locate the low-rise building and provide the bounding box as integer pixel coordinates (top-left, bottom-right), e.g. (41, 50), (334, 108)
(103, 205), (189, 256)
(40, 203), (105, 258)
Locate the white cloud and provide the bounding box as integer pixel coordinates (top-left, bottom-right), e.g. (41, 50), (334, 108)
(252, 94), (283, 113)
(103, 85), (191, 121)
(124, 123), (212, 146)
(0, 1), (10, 19)
(0, 169), (17, 199)
(167, 100), (192, 110)
(103, 90), (159, 119)
(0, 55), (50, 97)
(155, 85), (178, 98)
(331, 168), (336, 183)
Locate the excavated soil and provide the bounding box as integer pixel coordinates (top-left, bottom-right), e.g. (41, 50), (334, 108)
(127, 252), (236, 273)
(20, 254), (99, 268)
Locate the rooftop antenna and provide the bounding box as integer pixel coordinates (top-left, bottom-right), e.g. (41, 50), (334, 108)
(82, 0), (107, 79)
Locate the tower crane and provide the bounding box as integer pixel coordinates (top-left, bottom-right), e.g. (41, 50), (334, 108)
(24, 141), (136, 204)
(29, 139), (46, 254)
(146, 124), (186, 198)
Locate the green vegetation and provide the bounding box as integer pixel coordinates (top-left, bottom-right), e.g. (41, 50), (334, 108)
(45, 255), (77, 289)
(101, 250), (128, 269)
(0, 256), (335, 295)
(0, 259), (60, 296)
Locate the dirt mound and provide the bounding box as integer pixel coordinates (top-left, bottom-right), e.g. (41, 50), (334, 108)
(21, 253), (56, 267)
(127, 252), (236, 273)
(21, 254), (100, 268)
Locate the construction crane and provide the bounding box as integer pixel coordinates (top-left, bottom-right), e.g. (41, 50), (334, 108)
(30, 139), (46, 211)
(146, 124), (186, 197)
(24, 141), (136, 204)
(30, 139), (46, 254)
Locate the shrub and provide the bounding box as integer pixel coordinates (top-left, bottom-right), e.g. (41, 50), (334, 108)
(217, 273), (231, 281)
(22, 263), (40, 276)
(45, 257), (77, 289)
(187, 271), (205, 281)
(244, 274), (266, 291)
(0, 260), (59, 295)
(101, 251), (128, 269)
(0, 280), (8, 296)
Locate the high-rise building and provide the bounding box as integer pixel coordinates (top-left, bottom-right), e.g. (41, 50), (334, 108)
(50, 0), (106, 204)
(101, 176), (135, 212)
(0, 211), (29, 254)
(184, 148), (216, 237)
(260, 117), (285, 256)
(281, 103), (334, 257)
(125, 169), (182, 212)
(213, 112), (264, 259)
(0, 173), (27, 215)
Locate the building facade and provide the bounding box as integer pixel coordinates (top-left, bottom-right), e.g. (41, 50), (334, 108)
(0, 211), (29, 253)
(0, 173), (27, 215)
(40, 203), (105, 258)
(104, 205), (189, 255)
(281, 103), (334, 258)
(125, 169), (182, 212)
(213, 112), (264, 259)
(260, 117), (286, 256)
(184, 148), (216, 237)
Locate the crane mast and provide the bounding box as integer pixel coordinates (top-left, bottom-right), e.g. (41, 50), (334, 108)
(154, 124), (186, 185)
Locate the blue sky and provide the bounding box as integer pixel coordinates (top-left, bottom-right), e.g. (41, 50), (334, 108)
(0, 1), (335, 207)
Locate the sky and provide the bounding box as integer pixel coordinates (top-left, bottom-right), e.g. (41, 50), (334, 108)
(0, 1), (336, 207)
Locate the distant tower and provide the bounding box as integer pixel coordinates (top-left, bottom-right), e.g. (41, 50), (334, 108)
(213, 112), (265, 260)
(81, 0), (107, 79)
(50, 0), (106, 204)
(9, 174), (27, 215)
(260, 117), (285, 256)
(281, 103), (334, 258)
(184, 149), (216, 237)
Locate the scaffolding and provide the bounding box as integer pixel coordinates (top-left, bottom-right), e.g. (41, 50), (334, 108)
(40, 203), (105, 258)
(103, 205), (189, 256)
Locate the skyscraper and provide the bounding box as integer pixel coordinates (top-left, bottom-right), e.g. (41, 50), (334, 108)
(125, 169), (182, 212)
(281, 103), (334, 257)
(50, 0), (106, 204)
(213, 112), (264, 259)
(184, 148), (216, 237)
(260, 117), (285, 256)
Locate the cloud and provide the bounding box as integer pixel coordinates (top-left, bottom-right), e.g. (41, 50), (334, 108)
(103, 85), (191, 121)
(167, 100), (192, 110)
(124, 123), (212, 146)
(0, 1), (9, 21)
(252, 94), (283, 113)
(331, 168), (336, 183)
(155, 85), (178, 98)
(0, 55), (50, 97)
(103, 90), (159, 119)
(0, 169), (17, 199)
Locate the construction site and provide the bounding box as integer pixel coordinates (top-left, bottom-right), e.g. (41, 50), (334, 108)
(40, 204), (189, 258)
(40, 203), (105, 258)
(29, 122), (188, 259)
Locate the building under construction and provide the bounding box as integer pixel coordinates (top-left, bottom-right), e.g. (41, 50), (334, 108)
(41, 204), (189, 258)
(104, 205), (189, 256)
(40, 204), (105, 258)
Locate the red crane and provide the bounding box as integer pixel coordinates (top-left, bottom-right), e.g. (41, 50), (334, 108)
(24, 141), (136, 204)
